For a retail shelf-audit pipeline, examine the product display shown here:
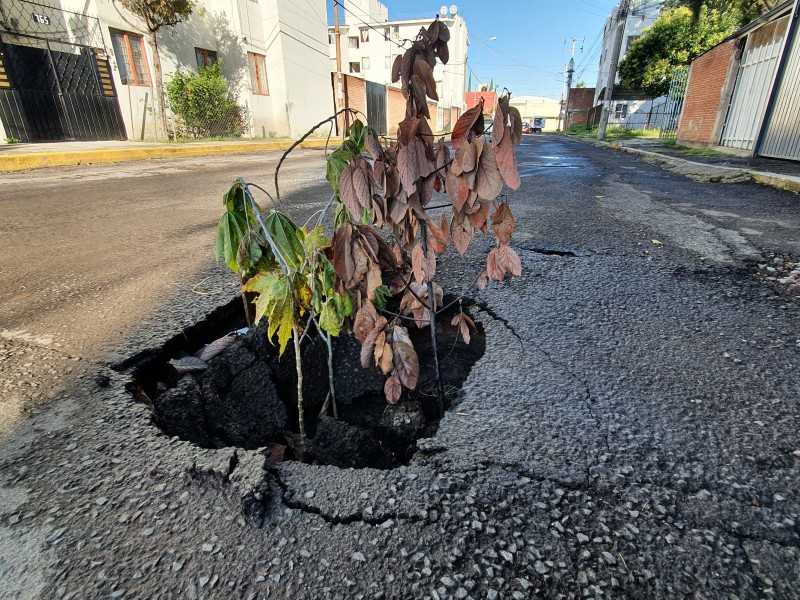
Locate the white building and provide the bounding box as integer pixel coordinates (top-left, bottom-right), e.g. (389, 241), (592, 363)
(593, 0), (666, 128)
(0, 0), (332, 142)
(509, 96), (561, 132)
(328, 0), (468, 132)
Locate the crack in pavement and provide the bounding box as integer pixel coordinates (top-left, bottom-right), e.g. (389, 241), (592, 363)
(269, 469), (433, 527)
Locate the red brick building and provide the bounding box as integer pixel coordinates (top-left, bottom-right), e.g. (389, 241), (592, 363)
(564, 87), (596, 129)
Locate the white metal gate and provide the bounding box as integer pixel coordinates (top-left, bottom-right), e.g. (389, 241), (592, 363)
(758, 7), (800, 160)
(720, 16), (789, 151)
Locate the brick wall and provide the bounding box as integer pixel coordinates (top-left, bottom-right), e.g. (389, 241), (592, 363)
(565, 87), (596, 128)
(677, 40), (738, 146)
(387, 86), (405, 136)
(465, 91), (497, 115)
(427, 102), (438, 132)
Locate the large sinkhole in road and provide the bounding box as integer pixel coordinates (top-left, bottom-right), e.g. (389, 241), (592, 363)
(125, 296), (485, 469)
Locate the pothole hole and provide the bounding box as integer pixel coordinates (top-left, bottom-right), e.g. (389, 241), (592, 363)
(126, 297), (485, 470)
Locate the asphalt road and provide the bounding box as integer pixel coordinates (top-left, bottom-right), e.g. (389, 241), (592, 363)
(1, 136), (799, 599)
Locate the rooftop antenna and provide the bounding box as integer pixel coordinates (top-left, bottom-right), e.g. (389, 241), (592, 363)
(449, 4), (458, 17)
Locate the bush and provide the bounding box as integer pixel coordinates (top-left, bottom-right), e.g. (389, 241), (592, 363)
(166, 63), (247, 139)
(569, 123), (591, 133)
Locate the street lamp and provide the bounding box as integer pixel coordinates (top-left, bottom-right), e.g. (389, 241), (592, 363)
(475, 36), (496, 92)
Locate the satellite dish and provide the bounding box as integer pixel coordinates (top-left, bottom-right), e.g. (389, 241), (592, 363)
(449, 4), (458, 16)
(440, 5), (448, 16)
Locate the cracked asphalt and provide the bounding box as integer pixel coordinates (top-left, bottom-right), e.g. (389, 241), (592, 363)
(1, 135), (799, 599)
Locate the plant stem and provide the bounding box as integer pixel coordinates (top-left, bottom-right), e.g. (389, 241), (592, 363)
(420, 223), (445, 417)
(292, 325), (307, 457)
(325, 332), (338, 419)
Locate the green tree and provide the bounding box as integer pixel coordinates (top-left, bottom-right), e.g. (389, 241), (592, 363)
(113, 0), (194, 139)
(166, 62), (245, 138)
(665, 0), (777, 24)
(619, 6), (740, 97)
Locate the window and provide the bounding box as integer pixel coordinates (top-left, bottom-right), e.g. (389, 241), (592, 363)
(614, 103), (628, 119)
(362, 57), (370, 70)
(349, 61), (360, 74)
(248, 52), (269, 95)
(328, 33), (333, 44)
(360, 29), (369, 43)
(194, 47), (218, 70)
(384, 27), (390, 40)
(109, 29), (150, 86)
(625, 35), (640, 51)
(391, 26), (399, 40)
(348, 36), (359, 49)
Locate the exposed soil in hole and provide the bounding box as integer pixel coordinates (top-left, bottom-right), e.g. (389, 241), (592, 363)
(126, 298), (485, 469)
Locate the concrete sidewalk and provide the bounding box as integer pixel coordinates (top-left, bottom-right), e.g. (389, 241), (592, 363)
(569, 135), (800, 194)
(0, 138), (332, 172)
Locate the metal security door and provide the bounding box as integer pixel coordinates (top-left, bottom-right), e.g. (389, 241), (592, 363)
(720, 16), (789, 151)
(366, 80), (387, 135)
(0, 38), (126, 142)
(758, 6), (800, 160)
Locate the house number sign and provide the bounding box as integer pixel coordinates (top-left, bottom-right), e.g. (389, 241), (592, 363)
(32, 13), (51, 25)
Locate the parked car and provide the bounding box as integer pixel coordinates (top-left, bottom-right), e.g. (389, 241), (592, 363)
(522, 122), (532, 134)
(532, 116), (545, 133)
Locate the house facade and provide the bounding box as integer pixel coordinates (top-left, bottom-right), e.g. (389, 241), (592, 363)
(328, 0), (468, 133)
(593, 0), (665, 128)
(676, 0), (799, 160)
(0, 0), (332, 142)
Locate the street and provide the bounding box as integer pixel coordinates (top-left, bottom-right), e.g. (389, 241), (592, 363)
(1, 136), (799, 598)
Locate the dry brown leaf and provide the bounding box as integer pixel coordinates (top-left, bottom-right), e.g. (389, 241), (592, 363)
(366, 261), (383, 300)
(352, 159), (372, 210)
(339, 164), (362, 220)
(445, 168), (469, 213)
(451, 313), (477, 345)
(384, 373), (402, 404)
(509, 106), (523, 146)
(486, 243), (523, 282)
(477, 269), (488, 290)
(492, 102), (506, 147)
(496, 132), (521, 190)
(265, 443), (286, 468)
(451, 213), (474, 256)
(460, 140), (478, 173)
(468, 200), (490, 231)
(411, 243), (436, 283)
(353, 300), (379, 343)
(365, 134), (382, 161)
(360, 316), (387, 368)
(195, 334), (236, 362)
(413, 57), (438, 101)
(426, 217), (449, 254)
(397, 144), (418, 194)
(475, 144), (504, 201)
(437, 41), (449, 64)
(452, 104), (482, 149)
(491, 202), (515, 244)
(391, 55), (402, 83)
(392, 327), (419, 390)
(374, 331), (393, 375)
(332, 223), (355, 284)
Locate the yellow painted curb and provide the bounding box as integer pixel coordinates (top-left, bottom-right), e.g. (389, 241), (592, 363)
(752, 173), (800, 194)
(0, 138), (332, 173)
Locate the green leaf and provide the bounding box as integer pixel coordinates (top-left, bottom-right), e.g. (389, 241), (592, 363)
(319, 299), (342, 337)
(265, 211), (304, 271)
(326, 146), (353, 196)
(349, 119), (366, 151)
(243, 270), (295, 355)
(302, 225), (330, 255)
(373, 285), (392, 310)
(216, 210), (248, 273)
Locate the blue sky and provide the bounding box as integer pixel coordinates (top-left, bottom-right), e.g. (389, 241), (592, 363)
(330, 0), (619, 99)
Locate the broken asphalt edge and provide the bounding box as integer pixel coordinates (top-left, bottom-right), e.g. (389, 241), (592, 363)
(0, 138), (332, 173)
(572, 136), (800, 194)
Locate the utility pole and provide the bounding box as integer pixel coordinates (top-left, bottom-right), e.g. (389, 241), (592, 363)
(558, 38), (581, 131)
(597, 0), (629, 140)
(333, 0), (348, 135)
